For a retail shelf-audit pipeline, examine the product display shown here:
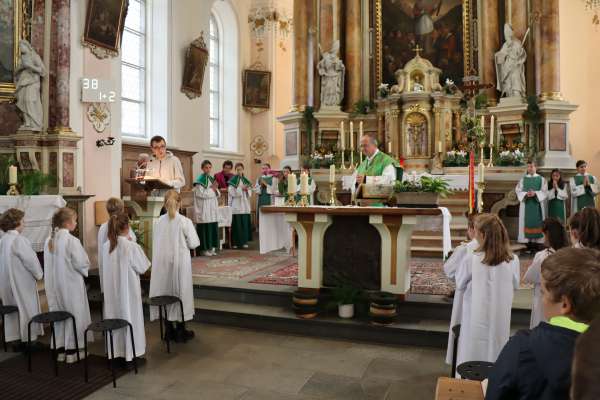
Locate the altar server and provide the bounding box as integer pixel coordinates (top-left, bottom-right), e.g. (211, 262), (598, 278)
(296, 166), (317, 204)
(97, 198), (136, 292)
(150, 191), (199, 342)
(570, 160), (599, 212)
(523, 218), (569, 328)
(546, 169), (569, 223)
(443, 212), (478, 366)
(278, 166), (293, 201)
(193, 160), (220, 256)
(255, 163), (275, 224)
(44, 207), (92, 363)
(0, 208), (44, 343)
(516, 161), (547, 247)
(102, 212), (150, 361)
(455, 214), (520, 370)
(229, 163), (253, 249)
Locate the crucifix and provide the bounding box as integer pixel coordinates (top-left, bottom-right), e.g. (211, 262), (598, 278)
(412, 44), (423, 58)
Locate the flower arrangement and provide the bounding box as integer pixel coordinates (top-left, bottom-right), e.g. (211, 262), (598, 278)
(309, 147), (335, 169)
(461, 114), (487, 148)
(351, 99), (375, 116)
(497, 148), (525, 166)
(443, 149), (469, 167)
(394, 175), (452, 198)
(443, 78), (459, 95)
(377, 83), (390, 99)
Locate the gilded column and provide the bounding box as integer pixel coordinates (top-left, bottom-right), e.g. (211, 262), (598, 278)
(480, 0), (500, 105)
(293, 0), (309, 110)
(48, 0), (71, 132)
(345, 0), (361, 111)
(387, 109), (400, 157)
(539, 0), (561, 100)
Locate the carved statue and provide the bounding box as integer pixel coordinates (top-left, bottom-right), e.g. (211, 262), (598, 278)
(317, 40), (345, 107)
(15, 40), (46, 131)
(495, 24), (526, 98)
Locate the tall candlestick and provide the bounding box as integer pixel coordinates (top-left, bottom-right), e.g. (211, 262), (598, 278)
(490, 115), (495, 146)
(329, 164), (335, 183)
(8, 165), (17, 184)
(359, 121), (363, 137)
(340, 121), (345, 150)
(350, 121), (354, 150)
(300, 172), (309, 194)
(287, 173), (297, 194)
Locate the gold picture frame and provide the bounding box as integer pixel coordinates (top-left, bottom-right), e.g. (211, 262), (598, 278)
(82, 0), (129, 59)
(0, 0), (26, 102)
(242, 69), (271, 110)
(374, 0), (475, 90)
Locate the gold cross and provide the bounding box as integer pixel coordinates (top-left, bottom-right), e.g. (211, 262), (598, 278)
(412, 44), (423, 57)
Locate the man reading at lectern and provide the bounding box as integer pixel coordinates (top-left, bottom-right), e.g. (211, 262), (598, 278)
(356, 135), (398, 185)
(144, 135), (185, 194)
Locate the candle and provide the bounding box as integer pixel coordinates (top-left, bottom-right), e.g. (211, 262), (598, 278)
(478, 164), (485, 182)
(340, 121), (345, 150)
(480, 115), (485, 128)
(438, 141), (442, 153)
(388, 141), (392, 154)
(287, 173), (296, 194)
(350, 121), (354, 150)
(490, 115), (495, 146)
(359, 121), (364, 137)
(8, 165), (17, 184)
(329, 164), (335, 183)
(300, 172), (309, 195)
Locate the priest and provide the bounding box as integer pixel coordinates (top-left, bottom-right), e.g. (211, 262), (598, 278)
(356, 135), (398, 185)
(570, 160), (599, 213)
(515, 161), (547, 246)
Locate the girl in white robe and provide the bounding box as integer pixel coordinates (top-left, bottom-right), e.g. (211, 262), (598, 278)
(0, 208), (44, 343)
(229, 163), (253, 249)
(102, 212), (150, 361)
(150, 190), (200, 342)
(44, 207), (92, 363)
(455, 214), (520, 372)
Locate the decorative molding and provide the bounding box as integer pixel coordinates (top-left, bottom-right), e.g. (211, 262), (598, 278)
(250, 135), (269, 158)
(86, 103), (111, 133)
(81, 40), (117, 59)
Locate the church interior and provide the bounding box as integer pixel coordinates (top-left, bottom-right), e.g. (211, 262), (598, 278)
(1, 0), (600, 399)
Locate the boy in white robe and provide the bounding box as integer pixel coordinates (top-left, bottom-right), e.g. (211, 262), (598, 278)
(229, 163), (253, 249)
(0, 209), (44, 346)
(570, 160), (599, 213)
(150, 190), (200, 342)
(193, 160), (220, 256)
(44, 207), (92, 363)
(102, 213), (150, 362)
(455, 214), (520, 372)
(515, 161), (547, 248)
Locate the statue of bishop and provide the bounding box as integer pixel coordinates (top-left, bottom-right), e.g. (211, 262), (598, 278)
(317, 40), (345, 107)
(495, 24), (526, 98)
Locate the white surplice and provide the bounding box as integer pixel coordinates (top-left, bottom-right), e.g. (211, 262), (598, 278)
(149, 213), (200, 322)
(443, 238), (479, 365)
(515, 174), (547, 244)
(229, 181), (252, 215)
(523, 248), (553, 329)
(569, 173), (600, 213)
(102, 237), (150, 361)
(455, 252), (520, 369)
(0, 230), (44, 342)
(97, 222), (136, 293)
(44, 229), (92, 350)
(192, 184), (220, 224)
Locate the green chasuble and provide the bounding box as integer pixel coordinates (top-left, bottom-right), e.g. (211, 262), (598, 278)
(548, 188), (566, 223)
(522, 175), (544, 239)
(356, 151), (399, 177)
(194, 173), (215, 187)
(278, 178), (289, 201)
(257, 175), (273, 207)
(574, 174), (596, 211)
(194, 173), (219, 252)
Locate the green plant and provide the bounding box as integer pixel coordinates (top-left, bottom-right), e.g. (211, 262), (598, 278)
(350, 99), (375, 117)
(18, 170), (55, 195)
(394, 175), (452, 198)
(523, 95), (542, 158)
(330, 283), (363, 306)
(442, 149), (469, 167)
(474, 93), (488, 110)
(461, 114), (487, 150)
(302, 106), (316, 156)
(129, 218), (146, 247)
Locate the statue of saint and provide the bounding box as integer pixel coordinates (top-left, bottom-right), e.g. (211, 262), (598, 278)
(317, 40), (345, 107)
(495, 24), (526, 98)
(15, 40), (46, 131)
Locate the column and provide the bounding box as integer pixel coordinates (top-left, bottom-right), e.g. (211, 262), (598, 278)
(319, 0), (334, 55)
(532, 0), (542, 95)
(345, 0), (362, 111)
(507, 0), (528, 40)
(480, 0), (500, 105)
(539, 0), (561, 100)
(48, 0), (71, 133)
(387, 109), (400, 157)
(293, 0), (309, 110)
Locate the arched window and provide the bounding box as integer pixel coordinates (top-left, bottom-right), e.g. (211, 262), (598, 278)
(209, 14), (221, 147)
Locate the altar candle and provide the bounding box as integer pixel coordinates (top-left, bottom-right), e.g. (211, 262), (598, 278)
(481, 115), (485, 128)
(329, 164), (335, 183)
(288, 173), (297, 194)
(340, 121), (345, 150)
(8, 165), (17, 184)
(438, 141), (442, 153)
(478, 164), (485, 182)
(300, 172), (309, 194)
(490, 115), (495, 146)
(350, 121), (354, 149)
(359, 121), (364, 137)
(388, 141), (392, 154)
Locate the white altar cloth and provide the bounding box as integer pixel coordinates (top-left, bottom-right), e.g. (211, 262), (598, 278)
(0, 195), (67, 251)
(259, 210), (293, 254)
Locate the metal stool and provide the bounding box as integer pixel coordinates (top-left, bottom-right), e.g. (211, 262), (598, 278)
(148, 296), (185, 353)
(0, 305), (19, 352)
(457, 361), (495, 381)
(28, 311), (80, 376)
(450, 324), (461, 378)
(84, 319), (138, 388)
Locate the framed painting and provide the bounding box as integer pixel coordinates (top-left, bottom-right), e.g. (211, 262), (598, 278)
(374, 0), (475, 89)
(242, 69), (271, 109)
(0, 0), (24, 101)
(83, 0), (128, 58)
(181, 34), (209, 100)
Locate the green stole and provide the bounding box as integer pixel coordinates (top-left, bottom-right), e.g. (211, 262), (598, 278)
(574, 174), (596, 211)
(295, 176), (313, 203)
(194, 173), (214, 188)
(257, 175), (273, 207)
(548, 186), (566, 222)
(228, 175), (252, 188)
(523, 175), (544, 239)
(356, 151), (399, 177)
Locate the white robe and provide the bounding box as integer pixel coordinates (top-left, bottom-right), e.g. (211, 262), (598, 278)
(102, 237), (150, 361)
(545, 184), (568, 218)
(149, 214), (200, 322)
(0, 231), (44, 342)
(570, 174), (600, 213)
(515, 174), (547, 243)
(229, 182), (253, 215)
(192, 184), (219, 224)
(97, 222), (136, 292)
(44, 229), (92, 350)
(455, 253), (520, 370)
(523, 248), (553, 329)
(443, 238), (479, 365)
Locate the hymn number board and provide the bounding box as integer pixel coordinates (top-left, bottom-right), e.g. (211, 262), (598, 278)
(80, 78), (117, 103)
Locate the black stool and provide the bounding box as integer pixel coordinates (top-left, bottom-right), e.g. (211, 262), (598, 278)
(28, 311), (80, 376)
(457, 361), (495, 381)
(0, 305), (19, 352)
(84, 319), (138, 388)
(450, 324), (461, 378)
(148, 296), (185, 353)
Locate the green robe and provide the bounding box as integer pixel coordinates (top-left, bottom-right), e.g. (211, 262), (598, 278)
(547, 186), (567, 223)
(573, 174), (597, 211)
(521, 175), (544, 240)
(356, 151), (399, 177)
(229, 175), (253, 247)
(257, 175), (273, 207)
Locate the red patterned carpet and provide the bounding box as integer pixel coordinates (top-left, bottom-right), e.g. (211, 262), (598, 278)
(192, 250), (297, 279)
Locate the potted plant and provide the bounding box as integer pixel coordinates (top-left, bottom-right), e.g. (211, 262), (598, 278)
(330, 283), (363, 319)
(393, 175), (452, 208)
(18, 170), (56, 195)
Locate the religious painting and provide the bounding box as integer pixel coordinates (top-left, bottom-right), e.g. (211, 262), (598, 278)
(405, 112), (429, 158)
(83, 0), (128, 57)
(0, 0), (23, 100)
(181, 34), (209, 99)
(375, 0), (474, 89)
(243, 69), (271, 109)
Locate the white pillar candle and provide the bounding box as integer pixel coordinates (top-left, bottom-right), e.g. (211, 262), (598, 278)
(288, 173), (297, 194)
(350, 121), (354, 150)
(359, 121), (364, 137)
(388, 141), (392, 153)
(480, 115), (485, 129)
(300, 172), (309, 194)
(478, 164), (485, 182)
(329, 164), (336, 183)
(490, 115), (495, 146)
(8, 165), (17, 184)
(340, 121), (345, 150)
(438, 141), (442, 153)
